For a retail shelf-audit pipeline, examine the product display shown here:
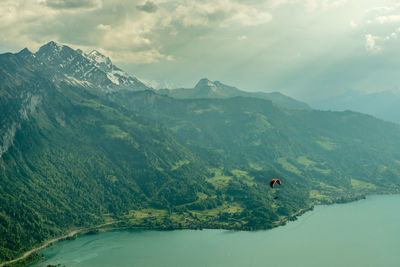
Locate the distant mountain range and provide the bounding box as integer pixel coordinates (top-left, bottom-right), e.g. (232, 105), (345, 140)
(310, 89), (400, 124)
(1, 41), (400, 265)
(158, 78), (311, 110)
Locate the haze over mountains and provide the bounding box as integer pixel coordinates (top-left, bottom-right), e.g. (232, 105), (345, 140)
(1, 41), (400, 264)
(310, 89), (400, 124)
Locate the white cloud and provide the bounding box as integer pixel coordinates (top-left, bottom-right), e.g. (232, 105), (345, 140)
(170, 0), (272, 27)
(93, 0), (273, 63)
(382, 27), (400, 41)
(305, 0), (318, 11)
(90, 0), (274, 64)
(365, 34), (381, 52)
(1, 0), (274, 60)
(96, 24), (111, 31)
(304, 0), (347, 11)
(229, 6), (271, 26)
(93, 14), (174, 63)
(356, 3), (400, 53)
(100, 48), (174, 64)
(365, 4), (400, 15)
(384, 32), (397, 40)
(321, 0), (347, 10)
(268, 0), (296, 8)
(374, 14), (400, 24)
(237, 35), (248, 40)
(349, 20), (357, 28)
(0, 0), (59, 50)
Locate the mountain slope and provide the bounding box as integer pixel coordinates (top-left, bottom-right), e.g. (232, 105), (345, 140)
(158, 78), (311, 110)
(1, 42), (400, 264)
(111, 90), (400, 197)
(0, 47), (211, 261)
(0, 43), (312, 263)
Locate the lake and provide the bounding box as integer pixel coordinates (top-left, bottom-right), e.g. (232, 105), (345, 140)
(33, 195), (400, 267)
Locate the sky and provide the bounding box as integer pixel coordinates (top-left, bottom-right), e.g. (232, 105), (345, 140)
(1, 0), (400, 101)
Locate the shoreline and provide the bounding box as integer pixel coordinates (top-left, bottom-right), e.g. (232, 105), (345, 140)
(1, 193), (391, 267)
(0, 230), (81, 267)
(0, 221), (118, 267)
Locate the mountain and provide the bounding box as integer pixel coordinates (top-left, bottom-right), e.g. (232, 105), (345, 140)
(1, 42), (400, 265)
(0, 43), (211, 262)
(140, 78), (184, 90)
(158, 78), (311, 110)
(310, 89), (400, 124)
(34, 41), (149, 93)
(111, 89), (400, 195)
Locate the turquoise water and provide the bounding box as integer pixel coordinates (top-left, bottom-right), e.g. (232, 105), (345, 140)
(33, 195), (400, 267)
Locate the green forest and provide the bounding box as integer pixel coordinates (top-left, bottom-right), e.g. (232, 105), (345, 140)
(1, 44), (400, 265)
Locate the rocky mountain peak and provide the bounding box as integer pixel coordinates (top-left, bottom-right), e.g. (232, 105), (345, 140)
(86, 50), (113, 72)
(37, 41), (65, 55)
(194, 78), (219, 92)
(17, 48), (32, 55)
(35, 41), (78, 66)
(16, 48), (34, 61)
(3, 41), (150, 94)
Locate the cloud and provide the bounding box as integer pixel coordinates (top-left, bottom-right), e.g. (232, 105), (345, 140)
(237, 35), (247, 40)
(1, 0), (275, 58)
(349, 20), (357, 28)
(374, 14), (400, 24)
(99, 48), (174, 64)
(44, 0), (102, 10)
(169, 0), (272, 27)
(229, 6), (272, 26)
(384, 31), (398, 40)
(97, 24), (112, 31)
(321, 0), (347, 9)
(357, 3), (400, 53)
(365, 34), (381, 52)
(0, 0), (59, 50)
(381, 27), (400, 42)
(93, 11), (173, 63)
(365, 4), (400, 15)
(100, 25), (152, 51)
(302, 0), (347, 11)
(268, 0), (296, 8)
(137, 1), (158, 13)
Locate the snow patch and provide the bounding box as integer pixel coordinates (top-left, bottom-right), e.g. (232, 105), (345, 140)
(107, 73), (120, 85)
(64, 75), (93, 87)
(112, 69), (130, 79)
(86, 50), (113, 72)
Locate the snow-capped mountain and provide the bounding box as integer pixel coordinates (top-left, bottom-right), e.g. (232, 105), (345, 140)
(34, 41), (149, 93)
(85, 50), (148, 90)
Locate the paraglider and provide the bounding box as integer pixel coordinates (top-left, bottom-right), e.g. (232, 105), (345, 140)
(270, 179), (282, 200)
(269, 178), (282, 189)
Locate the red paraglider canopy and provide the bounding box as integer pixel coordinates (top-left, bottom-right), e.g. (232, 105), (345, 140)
(269, 179), (282, 188)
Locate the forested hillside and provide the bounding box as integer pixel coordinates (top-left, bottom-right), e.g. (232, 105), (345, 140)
(1, 42), (400, 264)
(112, 90), (400, 197)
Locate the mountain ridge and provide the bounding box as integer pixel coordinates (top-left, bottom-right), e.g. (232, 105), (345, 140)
(1, 42), (400, 265)
(33, 41), (150, 93)
(158, 78), (311, 110)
